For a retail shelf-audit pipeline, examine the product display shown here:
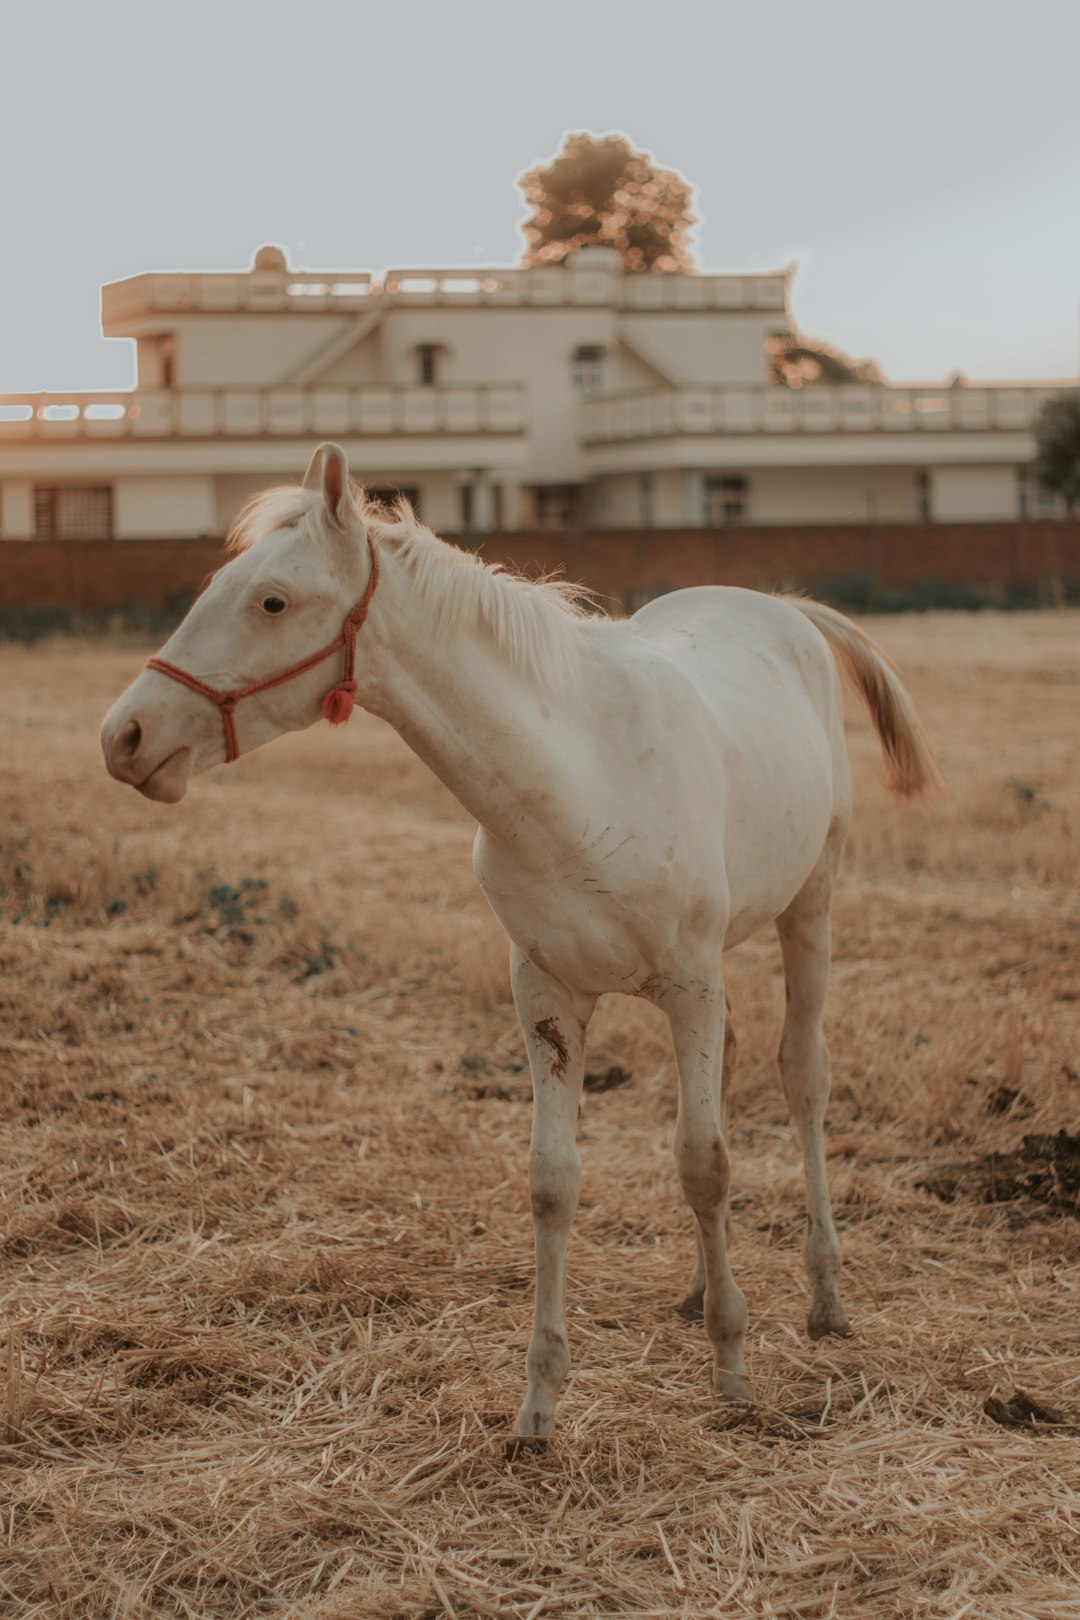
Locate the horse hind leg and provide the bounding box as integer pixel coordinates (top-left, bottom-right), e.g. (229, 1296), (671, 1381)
(776, 843), (850, 1341)
(678, 1000), (736, 1321)
(667, 981), (750, 1402)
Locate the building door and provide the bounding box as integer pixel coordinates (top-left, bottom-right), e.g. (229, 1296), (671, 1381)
(34, 486), (114, 538)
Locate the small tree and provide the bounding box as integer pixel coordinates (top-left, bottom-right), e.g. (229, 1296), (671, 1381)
(518, 132), (695, 273)
(1033, 392), (1080, 514)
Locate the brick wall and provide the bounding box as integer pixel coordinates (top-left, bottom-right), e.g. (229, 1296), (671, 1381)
(1, 538), (226, 614)
(2, 523), (1079, 614)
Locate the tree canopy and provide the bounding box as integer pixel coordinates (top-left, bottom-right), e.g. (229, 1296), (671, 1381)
(1033, 392), (1080, 513)
(767, 332), (883, 388)
(518, 132), (695, 273)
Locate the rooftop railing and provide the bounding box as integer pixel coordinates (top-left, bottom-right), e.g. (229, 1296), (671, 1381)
(581, 383), (1071, 442)
(102, 271), (376, 322)
(100, 267), (789, 324)
(0, 384), (527, 440)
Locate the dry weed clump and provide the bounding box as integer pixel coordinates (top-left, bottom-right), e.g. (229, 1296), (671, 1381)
(1, 615), (1078, 1618)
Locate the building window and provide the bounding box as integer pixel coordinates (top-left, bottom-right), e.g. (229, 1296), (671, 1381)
(639, 475), (654, 527)
(1020, 468), (1066, 518)
(34, 485), (114, 539)
(369, 485), (420, 516)
(533, 485), (579, 529)
(703, 475), (747, 526)
(915, 470), (931, 523)
(417, 344), (439, 386)
(1036, 487), (1066, 518)
(572, 345), (605, 393)
(160, 336), (175, 391)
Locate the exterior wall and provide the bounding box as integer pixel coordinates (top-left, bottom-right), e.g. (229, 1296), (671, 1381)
(5, 524), (1076, 616)
(0, 479), (35, 538)
(749, 466), (921, 525)
(136, 337), (169, 389)
(659, 471), (694, 526)
(172, 316), (345, 388)
(620, 313), (777, 385)
(115, 476), (216, 538)
(316, 328), (386, 386)
(585, 474), (648, 528)
(609, 342), (669, 390)
(586, 466), (921, 526)
(929, 465), (1019, 522)
(420, 469), (463, 531)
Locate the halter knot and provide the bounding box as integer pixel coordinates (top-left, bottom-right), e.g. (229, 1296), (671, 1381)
(323, 679), (358, 726)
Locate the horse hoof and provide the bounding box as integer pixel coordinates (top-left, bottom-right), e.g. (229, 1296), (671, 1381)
(714, 1369), (753, 1404)
(808, 1308), (852, 1341)
(504, 1434), (550, 1462)
(677, 1291), (704, 1322)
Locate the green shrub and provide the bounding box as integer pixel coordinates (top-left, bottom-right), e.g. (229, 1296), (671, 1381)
(0, 593), (195, 645)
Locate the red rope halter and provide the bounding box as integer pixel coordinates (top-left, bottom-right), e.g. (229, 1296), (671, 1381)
(146, 537), (380, 764)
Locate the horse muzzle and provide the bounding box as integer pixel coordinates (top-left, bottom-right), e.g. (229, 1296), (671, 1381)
(101, 702), (195, 802)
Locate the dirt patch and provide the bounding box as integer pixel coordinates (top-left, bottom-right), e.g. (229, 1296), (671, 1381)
(584, 1064), (633, 1093)
(983, 1390), (1072, 1431)
(919, 1129), (1080, 1216)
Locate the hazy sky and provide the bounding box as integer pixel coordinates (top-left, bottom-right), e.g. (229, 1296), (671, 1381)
(3, 0), (1079, 392)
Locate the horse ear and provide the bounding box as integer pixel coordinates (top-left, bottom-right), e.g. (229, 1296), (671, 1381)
(302, 443), (352, 526)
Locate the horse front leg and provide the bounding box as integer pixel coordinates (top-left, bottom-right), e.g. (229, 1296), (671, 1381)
(507, 946), (595, 1453)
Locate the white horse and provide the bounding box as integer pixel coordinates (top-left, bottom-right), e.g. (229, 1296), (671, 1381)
(101, 444), (939, 1448)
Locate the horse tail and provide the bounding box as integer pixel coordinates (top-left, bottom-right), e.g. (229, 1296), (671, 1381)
(788, 599), (944, 798)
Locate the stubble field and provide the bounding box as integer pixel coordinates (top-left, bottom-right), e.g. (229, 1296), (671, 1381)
(1, 610), (1078, 1618)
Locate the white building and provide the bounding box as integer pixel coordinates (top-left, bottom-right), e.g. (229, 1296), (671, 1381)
(0, 244), (1074, 541)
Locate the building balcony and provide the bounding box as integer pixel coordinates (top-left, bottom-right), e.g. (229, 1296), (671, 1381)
(0, 384), (527, 442)
(581, 383), (1072, 443)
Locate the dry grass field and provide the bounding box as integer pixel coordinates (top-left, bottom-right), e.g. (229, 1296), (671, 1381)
(2, 610), (1079, 1618)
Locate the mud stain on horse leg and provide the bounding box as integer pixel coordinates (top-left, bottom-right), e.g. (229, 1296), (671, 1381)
(534, 1018), (569, 1081)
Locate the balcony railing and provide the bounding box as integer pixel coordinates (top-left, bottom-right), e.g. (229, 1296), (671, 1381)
(581, 384), (1071, 442)
(0, 384), (527, 441)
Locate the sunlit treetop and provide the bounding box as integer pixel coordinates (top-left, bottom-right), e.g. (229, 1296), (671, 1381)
(518, 132), (696, 274)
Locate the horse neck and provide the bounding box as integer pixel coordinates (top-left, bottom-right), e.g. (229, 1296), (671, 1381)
(357, 550), (583, 846)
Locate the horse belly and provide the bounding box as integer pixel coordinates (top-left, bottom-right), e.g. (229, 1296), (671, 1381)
(474, 827), (712, 996)
(640, 604), (841, 947)
(721, 712), (836, 947)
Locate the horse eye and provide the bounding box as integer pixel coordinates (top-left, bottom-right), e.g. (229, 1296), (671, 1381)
(261, 595), (287, 615)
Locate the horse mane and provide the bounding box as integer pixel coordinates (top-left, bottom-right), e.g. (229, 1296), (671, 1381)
(226, 483), (602, 687)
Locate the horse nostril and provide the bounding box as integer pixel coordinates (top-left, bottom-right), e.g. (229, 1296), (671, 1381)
(119, 718), (142, 760)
